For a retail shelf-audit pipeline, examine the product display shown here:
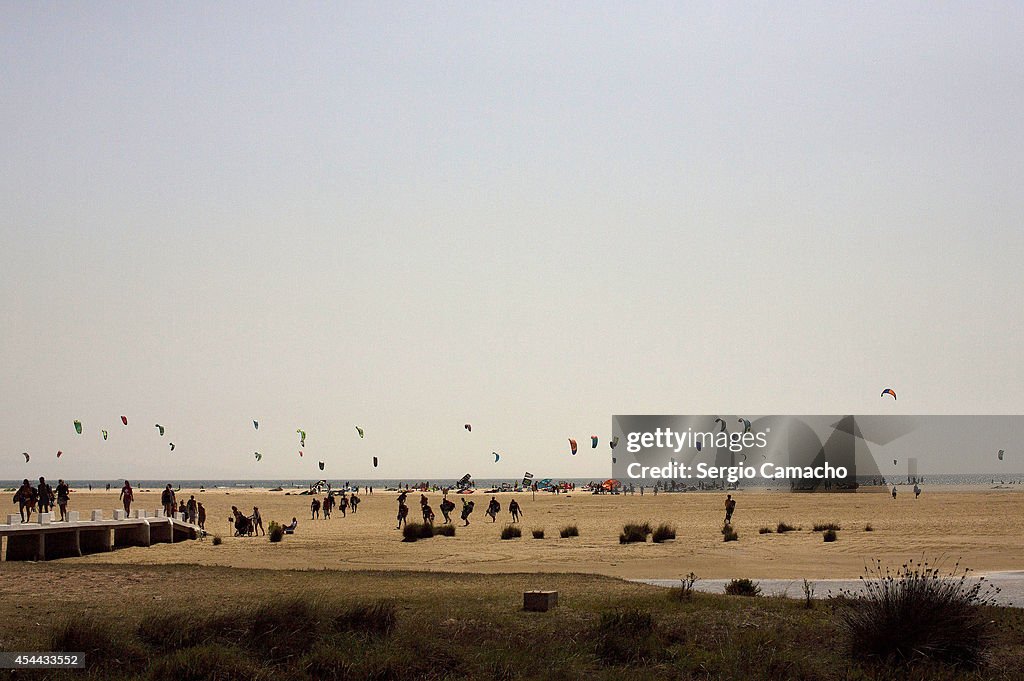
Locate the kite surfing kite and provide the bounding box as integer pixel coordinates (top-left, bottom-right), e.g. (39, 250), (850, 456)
(74, 420), (82, 434)
(738, 418), (751, 434)
(610, 435), (619, 449)
(591, 435), (598, 448)
(881, 388), (897, 400)
(253, 420), (259, 430)
(569, 438), (578, 455)
(299, 451), (303, 458)
(893, 459), (898, 466)
(464, 424), (472, 432)
(101, 430), (108, 441)
(169, 442), (175, 452)
(56, 450), (62, 459)
(714, 417), (727, 433)
(318, 461), (325, 471)
(493, 451), (500, 463)
(121, 416), (128, 426)
(999, 449), (1005, 461)
(254, 452), (262, 462)
(696, 438), (702, 451)
(155, 424), (165, 436)
(356, 426), (364, 438)
(296, 429), (306, 447)
(373, 456), (378, 468)
(23, 452), (30, 462)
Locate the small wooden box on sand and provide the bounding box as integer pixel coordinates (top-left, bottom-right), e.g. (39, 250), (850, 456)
(523, 590), (558, 612)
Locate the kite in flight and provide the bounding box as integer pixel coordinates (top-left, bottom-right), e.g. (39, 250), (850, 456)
(318, 461), (325, 471)
(169, 442), (175, 452)
(297, 429), (306, 447)
(569, 438), (578, 456)
(591, 435), (598, 448)
(998, 449), (1005, 461)
(23, 452), (30, 462)
(696, 438), (703, 451)
(57, 450), (62, 459)
(253, 420), (259, 430)
(465, 424), (472, 432)
(101, 430), (108, 441)
(609, 436), (619, 449)
(373, 456), (378, 468)
(493, 451), (500, 463)
(155, 424), (165, 436)
(714, 417), (727, 433)
(74, 420), (82, 434)
(356, 426), (365, 438)
(738, 418), (751, 434)
(121, 416), (128, 426)
(299, 451), (303, 458)
(881, 388), (897, 400)
(254, 452), (262, 462)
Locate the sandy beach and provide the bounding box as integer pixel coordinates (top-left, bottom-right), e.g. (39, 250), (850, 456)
(29, 486), (1021, 580)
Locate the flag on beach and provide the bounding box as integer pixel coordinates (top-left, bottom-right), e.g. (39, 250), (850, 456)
(522, 472), (534, 487)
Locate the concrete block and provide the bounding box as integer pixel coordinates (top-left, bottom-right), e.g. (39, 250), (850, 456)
(523, 590), (558, 612)
(155, 508), (165, 518)
(173, 512), (183, 521)
(38, 513), (52, 525)
(113, 510), (127, 520)
(5, 514), (19, 525)
(91, 510), (104, 521)
(68, 511), (80, 522)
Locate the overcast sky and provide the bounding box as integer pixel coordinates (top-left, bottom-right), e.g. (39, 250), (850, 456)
(2, 2), (1023, 481)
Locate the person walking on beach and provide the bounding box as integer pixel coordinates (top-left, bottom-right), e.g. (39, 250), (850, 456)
(486, 496), (500, 522)
(311, 497), (321, 520)
(439, 497), (455, 524)
(14, 479), (34, 522)
(460, 497), (474, 526)
(322, 494), (333, 519)
(187, 495), (198, 525)
(120, 480), (134, 515)
(161, 484), (176, 517)
(396, 501), (409, 529)
(349, 493), (360, 513)
(422, 502), (435, 525)
(891, 485), (898, 500)
(37, 477), (52, 515)
(197, 501), (206, 531)
(55, 479), (70, 521)
(724, 495), (736, 525)
(913, 483), (921, 499)
(509, 498), (522, 523)
(338, 493), (348, 518)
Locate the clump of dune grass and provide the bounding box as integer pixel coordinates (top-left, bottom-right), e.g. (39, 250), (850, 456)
(212, 535), (223, 545)
(435, 524), (455, 536)
(836, 559), (999, 668)
(813, 522), (842, 532)
(722, 523), (738, 542)
(620, 522), (649, 544)
(532, 528), (544, 539)
(776, 522), (796, 533)
(51, 612), (146, 671)
(560, 525), (579, 538)
(651, 523), (676, 543)
(500, 525), (522, 540)
(724, 578), (761, 597)
(823, 528), (838, 542)
(669, 572), (699, 602)
(334, 600), (397, 637)
(759, 526), (773, 534)
(803, 579), (815, 609)
(402, 522), (434, 542)
(268, 521), (284, 543)
(593, 609), (663, 664)
(864, 523), (874, 532)
(148, 643), (265, 681)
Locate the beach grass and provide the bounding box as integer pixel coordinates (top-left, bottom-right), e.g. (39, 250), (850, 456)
(776, 521), (796, 533)
(500, 525), (522, 540)
(651, 523), (676, 543)
(560, 524), (579, 538)
(620, 522), (649, 544)
(532, 528), (544, 539)
(8, 563), (1024, 681)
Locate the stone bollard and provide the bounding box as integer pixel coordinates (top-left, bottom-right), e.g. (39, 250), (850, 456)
(91, 510), (104, 521)
(523, 591), (558, 612)
(6, 514), (19, 525)
(173, 512), (183, 521)
(133, 509), (146, 519)
(113, 510), (127, 520)
(155, 509), (165, 518)
(38, 512), (52, 525)
(68, 511), (80, 522)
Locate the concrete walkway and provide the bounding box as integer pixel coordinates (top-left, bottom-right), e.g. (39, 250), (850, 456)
(632, 571), (1023, 608)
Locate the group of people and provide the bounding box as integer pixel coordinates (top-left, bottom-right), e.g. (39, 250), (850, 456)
(310, 491), (360, 520)
(395, 492), (524, 529)
(155, 483), (207, 529)
(230, 505), (265, 536)
(12, 477), (72, 522)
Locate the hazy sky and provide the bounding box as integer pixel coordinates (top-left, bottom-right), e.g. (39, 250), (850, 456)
(2, 2), (1023, 481)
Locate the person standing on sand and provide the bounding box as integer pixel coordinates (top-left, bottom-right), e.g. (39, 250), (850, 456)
(396, 501), (409, 529)
(252, 506), (265, 536)
(439, 497), (454, 524)
(486, 496), (500, 522)
(460, 497), (474, 526)
(187, 495), (198, 525)
(120, 481), (134, 515)
(724, 495), (736, 524)
(891, 485), (897, 500)
(322, 494), (333, 519)
(509, 498), (522, 523)
(311, 497), (321, 520)
(349, 493), (360, 513)
(37, 477), (52, 515)
(914, 483), (921, 499)
(55, 480), (70, 521)
(422, 502), (435, 524)
(338, 494), (348, 517)
(197, 502), (206, 531)
(161, 484), (176, 517)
